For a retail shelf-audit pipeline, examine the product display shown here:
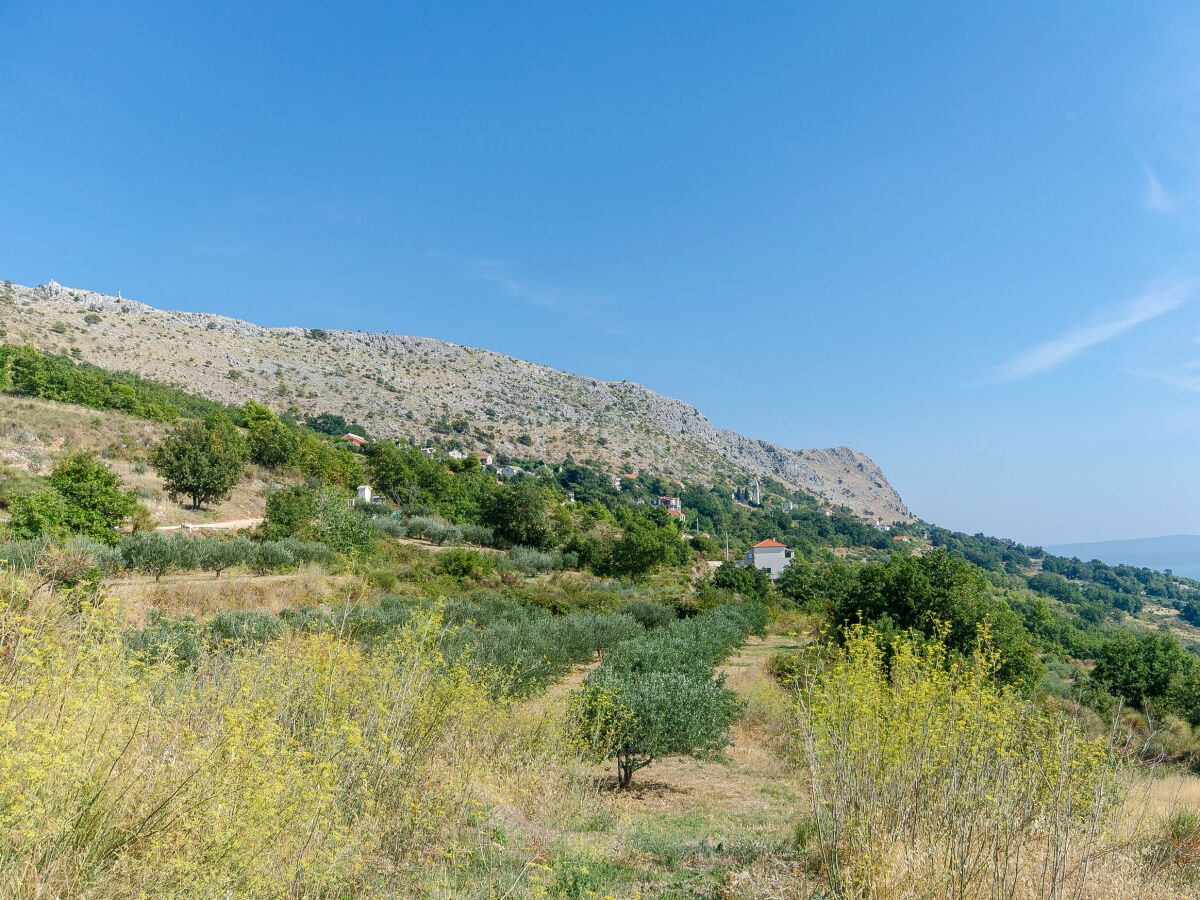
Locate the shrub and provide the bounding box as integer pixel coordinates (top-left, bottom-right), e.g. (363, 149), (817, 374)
(210, 610), (284, 648)
(507, 545), (558, 575)
(0, 536), (51, 572)
(436, 548), (495, 580)
(570, 668), (741, 787)
(120, 532), (198, 581)
(405, 516), (461, 545)
(791, 625), (1117, 898)
(459, 523), (495, 547)
(370, 516), (408, 538)
(249, 541), (296, 574)
(618, 599), (676, 630)
(64, 536), (123, 574)
(272, 537), (337, 567)
(125, 610), (207, 667)
(195, 536), (253, 578)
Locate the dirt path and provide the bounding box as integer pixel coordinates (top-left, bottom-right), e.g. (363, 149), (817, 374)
(155, 517), (263, 532)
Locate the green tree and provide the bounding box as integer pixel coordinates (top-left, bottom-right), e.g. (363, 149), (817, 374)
(7, 451), (138, 544)
(570, 669), (741, 788)
(712, 560), (772, 601)
(294, 431), (361, 488)
(120, 532), (199, 581)
(242, 400), (300, 469)
(149, 414), (247, 509)
(1092, 630), (1190, 710)
(366, 441), (446, 510)
(7, 489), (74, 542)
(602, 511), (689, 580)
(481, 479), (554, 549)
(830, 550), (1042, 687)
(263, 484), (318, 541)
(195, 536), (253, 578)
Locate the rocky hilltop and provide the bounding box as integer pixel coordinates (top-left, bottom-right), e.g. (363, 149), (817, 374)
(3, 280), (912, 522)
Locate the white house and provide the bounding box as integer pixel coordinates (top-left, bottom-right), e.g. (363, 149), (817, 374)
(741, 539), (795, 580)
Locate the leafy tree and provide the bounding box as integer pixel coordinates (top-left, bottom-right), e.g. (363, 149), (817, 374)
(264, 483), (373, 555)
(1092, 630), (1190, 710)
(120, 532), (198, 581)
(602, 511), (689, 580)
(263, 484), (318, 541)
(309, 489), (375, 555)
(481, 479), (554, 549)
(712, 560), (772, 601)
(249, 541), (296, 574)
(195, 536), (253, 578)
(7, 450), (138, 544)
(829, 550), (1042, 687)
(294, 431), (361, 488)
(242, 400), (300, 469)
(570, 668), (741, 788)
(149, 414), (247, 509)
(7, 489), (74, 542)
(366, 441), (446, 510)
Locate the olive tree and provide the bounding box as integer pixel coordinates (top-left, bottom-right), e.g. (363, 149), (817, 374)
(569, 668), (741, 788)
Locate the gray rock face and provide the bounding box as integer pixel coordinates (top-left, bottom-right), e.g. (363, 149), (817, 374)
(3, 280), (912, 522)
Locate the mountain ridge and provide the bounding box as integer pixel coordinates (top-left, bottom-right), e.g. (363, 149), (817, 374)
(3, 278), (912, 522)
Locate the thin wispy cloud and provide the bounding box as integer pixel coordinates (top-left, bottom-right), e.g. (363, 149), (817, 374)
(1145, 166), (1179, 214)
(983, 279), (1195, 384)
(470, 260), (624, 335)
(1131, 369), (1200, 392)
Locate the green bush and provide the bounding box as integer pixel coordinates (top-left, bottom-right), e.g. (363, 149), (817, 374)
(125, 611), (207, 667)
(405, 516), (462, 545)
(195, 536), (253, 578)
(370, 516), (408, 538)
(506, 545), (558, 575)
(436, 548), (496, 580)
(120, 532), (198, 581)
(272, 537), (337, 567)
(249, 541), (296, 574)
(64, 535), (123, 574)
(210, 610), (284, 648)
(571, 668), (741, 787)
(460, 523), (495, 547)
(618, 599), (677, 630)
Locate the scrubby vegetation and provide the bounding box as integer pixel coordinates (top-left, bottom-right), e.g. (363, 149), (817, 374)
(6, 362), (1200, 896)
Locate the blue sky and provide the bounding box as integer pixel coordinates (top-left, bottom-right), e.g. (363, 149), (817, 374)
(4, 2), (1200, 545)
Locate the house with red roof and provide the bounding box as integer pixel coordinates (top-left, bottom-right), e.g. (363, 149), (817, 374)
(740, 539), (795, 580)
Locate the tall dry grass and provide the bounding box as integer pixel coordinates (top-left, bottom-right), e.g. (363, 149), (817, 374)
(789, 626), (1125, 900)
(0, 567), (582, 898)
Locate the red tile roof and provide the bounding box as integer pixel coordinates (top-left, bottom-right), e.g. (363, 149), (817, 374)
(753, 539), (786, 548)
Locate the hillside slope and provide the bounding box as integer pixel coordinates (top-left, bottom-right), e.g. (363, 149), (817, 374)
(4, 279), (911, 521)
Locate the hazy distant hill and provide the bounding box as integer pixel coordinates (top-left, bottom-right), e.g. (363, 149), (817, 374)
(1, 279), (912, 521)
(1046, 535), (1200, 579)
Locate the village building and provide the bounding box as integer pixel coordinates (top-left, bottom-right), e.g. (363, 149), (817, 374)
(739, 539), (795, 580)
